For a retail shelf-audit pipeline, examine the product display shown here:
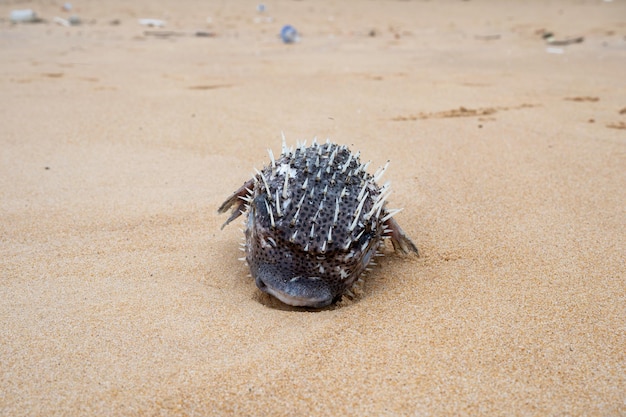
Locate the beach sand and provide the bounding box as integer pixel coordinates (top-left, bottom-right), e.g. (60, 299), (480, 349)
(1, 0), (625, 415)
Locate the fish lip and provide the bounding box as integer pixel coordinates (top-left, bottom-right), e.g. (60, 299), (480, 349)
(255, 275), (333, 308)
(264, 286), (333, 308)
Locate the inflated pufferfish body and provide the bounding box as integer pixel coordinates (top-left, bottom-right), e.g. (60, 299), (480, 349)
(218, 138), (418, 308)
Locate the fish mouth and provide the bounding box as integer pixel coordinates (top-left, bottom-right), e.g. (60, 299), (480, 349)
(254, 267), (334, 308)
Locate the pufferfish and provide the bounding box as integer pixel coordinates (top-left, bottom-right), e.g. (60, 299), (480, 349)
(218, 137), (419, 308)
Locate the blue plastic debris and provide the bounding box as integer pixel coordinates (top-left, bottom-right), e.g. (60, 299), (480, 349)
(280, 25), (299, 43)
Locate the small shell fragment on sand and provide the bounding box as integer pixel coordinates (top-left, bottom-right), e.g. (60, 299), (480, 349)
(10, 9), (39, 23)
(546, 47), (564, 54)
(138, 18), (166, 28)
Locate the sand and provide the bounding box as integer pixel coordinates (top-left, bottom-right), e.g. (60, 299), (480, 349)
(1, 0), (625, 415)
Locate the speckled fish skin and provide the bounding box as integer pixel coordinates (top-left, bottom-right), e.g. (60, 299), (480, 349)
(218, 138), (419, 308)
